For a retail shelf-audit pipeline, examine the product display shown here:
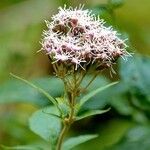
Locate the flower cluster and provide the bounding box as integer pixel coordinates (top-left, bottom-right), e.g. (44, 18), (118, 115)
(41, 5), (128, 70)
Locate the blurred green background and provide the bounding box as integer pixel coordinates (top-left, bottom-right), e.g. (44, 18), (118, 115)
(0, 0), (150, 150)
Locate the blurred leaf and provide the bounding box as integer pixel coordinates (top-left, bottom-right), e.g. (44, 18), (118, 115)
(107, 55), (150, 122)
(76, 108), (110, 121)
(91, 5), (114, 25)
(80, 76), (110, 110)
(110, 138), (150, 150)
(73, 119), (132, 150)
(29, 106), (61, 146)
(79, 82), (118, 108)
(132, 110), (148, 124)
(119, 55), (150, 113)
(1, 145), (42, 150)
(126, 126), (150, 141)
(10, 73), (59, 110)
(108, 0), (124, 8)
(0, 0), (57, 33)
(120, 55), (150, 99)
(91, 5), (108, 16)
(108, 125), (150, 150)
(110, 93), (133, 115)
(0, 76), (63, 106)
(62, 134), (98, 150)
(59, 0), (69, 6)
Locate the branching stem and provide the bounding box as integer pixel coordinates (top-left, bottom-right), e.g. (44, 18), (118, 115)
(56, 101), (75, 150)
(56, 70), (98, 150)
(56, 74), (76, 150)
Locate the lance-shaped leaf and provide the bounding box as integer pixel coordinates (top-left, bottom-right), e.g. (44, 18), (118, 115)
(10, 73), (60, 111)
(0, 76), (63, 106)
(79, 82), (118, 108)
(62, 134), (98, 150)
(76, 108), (110, 121)
(29, 106), (61, 146)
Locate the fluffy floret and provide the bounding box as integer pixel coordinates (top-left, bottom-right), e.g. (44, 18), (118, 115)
(41, 5), (129, 70)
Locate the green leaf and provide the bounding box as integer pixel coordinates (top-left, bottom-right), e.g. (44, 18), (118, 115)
(107, 55), (150, 121)
(76, 108), (110, 121)
(108, 125), (150, 150)
(79, 82), (118, 108)
(80, 76), (110, 110)
(108, 0), (124, 8)
(120, 55), (150, 98)
(56, 97), (70, 118)
(110, 93), (134, 116)
(0, 76), (63, 106)
(119, 55), (150, 112)
(29, 106), (61, 146)
(91, 5), (115, 25)
(1, 145), (42, 150)
(62, 134), (98, 150)
(10, 73), (59, 108)
(126, 126), (150, 141)
(91, 5), (108, 16)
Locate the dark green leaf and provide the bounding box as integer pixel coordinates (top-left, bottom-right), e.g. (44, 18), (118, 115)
(10, 73), (60, 110)
(126, 126), (150, 141)
(80, 76), (110, 110)
(79, 82), (118, 108)
(108, 0), (124, 8)
(0, 76), (63, 106)
(91, 5), (108, 16)
(110, 93), (133, 115)
(76, 108), (110, 121)
(120, 55), (150, 99)
(119, 55), (150, 113)
(108, 125), (150, 150)
(62, 134), (98, 150)
(91, 5), (115, 25)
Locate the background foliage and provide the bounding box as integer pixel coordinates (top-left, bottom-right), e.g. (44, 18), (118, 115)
(0, 0), (150, 149)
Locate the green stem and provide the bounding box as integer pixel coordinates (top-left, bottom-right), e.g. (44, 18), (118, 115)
(56, 91), (75, 150)
(56, 68), (95, 150)
(56, 122), (69, 150)
(56, 105), (74, 150)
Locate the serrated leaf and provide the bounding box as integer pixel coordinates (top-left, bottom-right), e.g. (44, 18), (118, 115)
(79, 82), (118, 108)
(76, 108), (110, 121)
(0, 76), (63, 106)
(1, 145), (42, 150)
(62, 134), (98, 150)
(29, 106), (61, 146)
(10, 73), (60, 111)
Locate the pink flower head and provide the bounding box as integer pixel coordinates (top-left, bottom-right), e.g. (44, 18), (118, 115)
(41, 5), (129, 70)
